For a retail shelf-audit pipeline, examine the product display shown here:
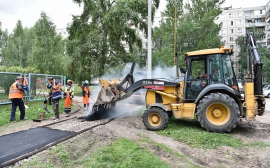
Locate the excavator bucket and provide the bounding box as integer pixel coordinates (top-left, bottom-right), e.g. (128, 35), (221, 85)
(91, 62), (136, 114)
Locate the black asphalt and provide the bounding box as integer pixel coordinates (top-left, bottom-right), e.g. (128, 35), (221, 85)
(0, 127), (74, 165)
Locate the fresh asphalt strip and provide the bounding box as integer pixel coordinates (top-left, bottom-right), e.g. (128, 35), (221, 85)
(0, 127), (75, 166)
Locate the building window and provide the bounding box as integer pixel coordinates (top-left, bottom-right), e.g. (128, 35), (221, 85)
(229, 13), (233, 18)
(230, 37), (234, 41)
(237, 20), (242, 25)
(245, 10), (253, 16)
(238, 28), (242, 33)
(220, 29), (226, 34)
(229, 29), (233, 33)
(220, 13), (225, 18)
(230, 45), (234, 48)
(260, 10), (262, 14)
(220, 22), (223, 26)
(237, 12), (242, 17)
(230, 21), (233, 25)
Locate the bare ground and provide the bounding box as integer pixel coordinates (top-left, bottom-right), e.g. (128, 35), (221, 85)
(2, 97), (270, 168)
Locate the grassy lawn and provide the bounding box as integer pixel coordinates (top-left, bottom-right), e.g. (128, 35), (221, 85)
(73, 86), (98, 96)
(158, 118), (268, 149)
(0, 94), (10, 103)
(0, 99), (65, 126)
(22, 138), (170, 168)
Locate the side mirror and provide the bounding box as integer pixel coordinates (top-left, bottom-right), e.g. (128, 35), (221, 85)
(180, 67), (186, 74)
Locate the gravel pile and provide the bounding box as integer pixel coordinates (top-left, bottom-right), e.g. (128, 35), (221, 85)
(47, 118), (111, 132)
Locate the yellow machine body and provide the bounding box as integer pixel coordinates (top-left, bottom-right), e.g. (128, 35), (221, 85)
(145, 81), (196, 120)
(243, 82), (258, 120)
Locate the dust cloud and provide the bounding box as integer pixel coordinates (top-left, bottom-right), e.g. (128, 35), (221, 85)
(82, 63), (184, 121)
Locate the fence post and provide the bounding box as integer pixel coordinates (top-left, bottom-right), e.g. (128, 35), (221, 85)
(64, 76), (66, 86)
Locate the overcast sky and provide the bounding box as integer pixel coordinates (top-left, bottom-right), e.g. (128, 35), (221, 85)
(0, 0), (269, 34)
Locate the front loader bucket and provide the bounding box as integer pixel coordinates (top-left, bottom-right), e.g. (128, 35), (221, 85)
(91, 62), (136, 114)
(91, 78), (126, 113)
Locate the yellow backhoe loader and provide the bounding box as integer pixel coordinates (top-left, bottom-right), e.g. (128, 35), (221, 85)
(91, 32), (265, 133)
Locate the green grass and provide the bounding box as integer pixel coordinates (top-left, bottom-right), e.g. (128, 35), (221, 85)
(20, 138), (170, 168)
(139, 137), (185, 158)
(82, 138), (170, 168)
(0, 99), (65, 126)
(158, 118), (268, 149)
(73, 86), (98, 96)
(0, 93), (9, 103)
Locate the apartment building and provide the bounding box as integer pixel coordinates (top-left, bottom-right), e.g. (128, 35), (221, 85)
(216, 4), (269, 77)
(266, 1), (270, 50)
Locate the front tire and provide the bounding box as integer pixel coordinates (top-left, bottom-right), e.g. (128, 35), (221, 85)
(143, 107), (168, 131)
(196, 93), (240, 133)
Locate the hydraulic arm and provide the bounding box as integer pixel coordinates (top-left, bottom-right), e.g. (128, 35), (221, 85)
(243, 32), (265, 118)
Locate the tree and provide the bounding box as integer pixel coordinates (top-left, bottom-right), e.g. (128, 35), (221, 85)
(152, 0), (224, 68)
(67, 0), (160, 82)
(33, 12), (66, 75)
(0, 29), (8, 66)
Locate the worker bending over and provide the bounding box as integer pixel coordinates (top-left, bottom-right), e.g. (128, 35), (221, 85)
(81, 80), (90, 111)
(63, 79), (74, 115)
(47, 77), (62, 121)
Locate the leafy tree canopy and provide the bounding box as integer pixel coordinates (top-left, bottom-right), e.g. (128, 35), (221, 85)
(152, 0), (225, 68)
(67, 0), (160, 82)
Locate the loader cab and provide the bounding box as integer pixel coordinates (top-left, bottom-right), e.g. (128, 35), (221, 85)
(184, 49), (239, 100)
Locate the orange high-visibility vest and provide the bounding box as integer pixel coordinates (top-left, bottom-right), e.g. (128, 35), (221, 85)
(9, 82), (23, 99)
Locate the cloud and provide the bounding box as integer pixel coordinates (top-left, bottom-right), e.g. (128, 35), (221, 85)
(0, 0), (82, 33)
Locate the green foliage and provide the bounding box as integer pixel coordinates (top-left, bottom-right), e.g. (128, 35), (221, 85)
(67, 0), (160, 82)
(235, 28), (268, 79)
(33, 12), (67, 75)
(0, 100), (65, 126)
(158, 118), (268, 149)
(0, 13), (67, 76)
(82, 138), (170, 168)
(0, 66), (39, 73)
(152, 0), (224, 68)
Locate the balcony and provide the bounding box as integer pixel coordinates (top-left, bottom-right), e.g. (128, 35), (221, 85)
(267, 45), (270, 50)
(245, 22), (267, 27)
(266, 25), (270, 31)
(245, 15), (266, 19)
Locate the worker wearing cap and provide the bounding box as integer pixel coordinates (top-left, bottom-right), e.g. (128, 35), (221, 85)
(63, 79), (74, 115)
(9, 76), (28, 122)
(47, 77), (62, 121)
(81, 80), (90, 111)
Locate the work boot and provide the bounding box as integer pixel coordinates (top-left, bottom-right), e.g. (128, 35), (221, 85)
(52, 116), (58, 120)
(20, 117), (28, 120)
(54, 118), (59, 122)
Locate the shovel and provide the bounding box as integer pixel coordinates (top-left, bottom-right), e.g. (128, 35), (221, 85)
(40, 81), (51, 113)
(42, 98), (51, 113)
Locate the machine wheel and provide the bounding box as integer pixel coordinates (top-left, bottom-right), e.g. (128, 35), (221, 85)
(268, 93), (270, 98)
(196, 93), (240, 133)
(143, 107), (168, 131)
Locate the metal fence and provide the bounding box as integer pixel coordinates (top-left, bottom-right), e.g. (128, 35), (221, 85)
(0, 72), (65, 105)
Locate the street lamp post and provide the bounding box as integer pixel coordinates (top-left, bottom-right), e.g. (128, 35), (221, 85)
(147, 0), (152, 79)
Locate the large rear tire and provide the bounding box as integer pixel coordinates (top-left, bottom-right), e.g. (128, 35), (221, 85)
(196, 93), (240, 133)
(143, 107), (168, 131)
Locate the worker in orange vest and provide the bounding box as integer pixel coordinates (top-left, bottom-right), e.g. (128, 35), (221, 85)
(9, 76), (28, 122)
(47, 77), (62, 121)
(81, 80), (90, 111)
(63, 79), (74, 116)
